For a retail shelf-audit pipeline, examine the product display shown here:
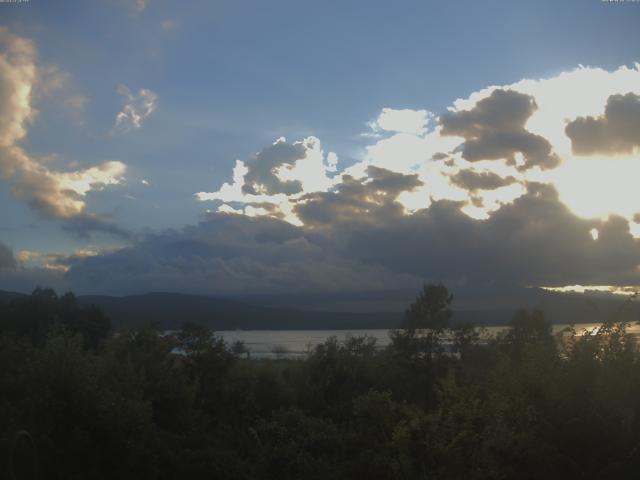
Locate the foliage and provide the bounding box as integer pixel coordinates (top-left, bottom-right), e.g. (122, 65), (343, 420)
(1, 286), (640, 479)
(402, 282), (453, 332)
(0, 288), (111, 350)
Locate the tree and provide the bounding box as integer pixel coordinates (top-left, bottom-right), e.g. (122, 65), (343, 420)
(402, 283), (453, 333)
(390, 283), (454, 374)
(0, 288), (111, 349)
(231, 340), (249, 358)
(506, 308), (552, 347)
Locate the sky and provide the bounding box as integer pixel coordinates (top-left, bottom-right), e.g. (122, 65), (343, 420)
(0, 0), (640, 301)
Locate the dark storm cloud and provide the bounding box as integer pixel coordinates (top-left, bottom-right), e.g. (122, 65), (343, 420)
(339, 183), (640, 287)
(241, 139), (306, 195)
(0, 242), (17, 271)
(565, 92), (640, 155)
(295, 166), (422, 227)
(0, 267), (69, 293)
(449, 170), (517, 191)
(64, 214), (421, 296)
(0, 241), (70, 293)
(440, 89), (559, 170)
(62, 175), (640, 296)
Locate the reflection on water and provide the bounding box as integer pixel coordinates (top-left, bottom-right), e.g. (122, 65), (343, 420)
(215, 322), (640, 359)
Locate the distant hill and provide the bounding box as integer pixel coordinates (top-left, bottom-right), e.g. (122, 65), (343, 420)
(0, 290), (28, 303)
(77, 293), (402, 330)
(240, 285), (640, 324)
(450, 286), (640, 326)
(1, 288), (638, 330)
(239, 287), (640, 326)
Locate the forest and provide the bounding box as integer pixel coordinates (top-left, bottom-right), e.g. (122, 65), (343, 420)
(1, 284), (640, 479)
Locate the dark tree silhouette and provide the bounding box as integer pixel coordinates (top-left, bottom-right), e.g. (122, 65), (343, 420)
(0, 288), (111, 349)
(390, 283), (454, 391)
(402, 282), (453, 332)
(2, 286), (640, 479)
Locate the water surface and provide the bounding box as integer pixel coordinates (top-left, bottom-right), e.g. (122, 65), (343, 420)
(216, 322), (639, 359)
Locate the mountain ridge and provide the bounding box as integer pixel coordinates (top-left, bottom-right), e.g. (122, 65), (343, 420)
(2, 287), (638, 330)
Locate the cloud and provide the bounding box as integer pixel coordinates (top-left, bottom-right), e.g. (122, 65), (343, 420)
(237, 136), (336, 196)
(64, 215), (422, 296)
(9, 61), (640, 297)
(0, 27), (127, 222)
(12, 157), (126, 218)
(61, 214), (132, 240)
(449, 169), (517, 191)
(18, 248), (102, 273)
(61, 181), (640, 297)
(368, 108), (431, 135)
(241, 137), (306, 196)
(113, 84), (158, 133)
(565, 92), (640, 155)
(440, 89), (560, 170)
(299, 181), (640, 287)
(0, 246), (74, 293)
(16, 250), (69, 273)
(0, 242), (17, 271)
(171, 63), (640, 298)
(0, 27), (35, 149)
(0, 266), (69, 293)
(0, 247), (109, 293)
(295, 166), (423, 228)
(448, 65), (640, 160)
(196, 136), (338, 224)
(200, 64), (640, 226)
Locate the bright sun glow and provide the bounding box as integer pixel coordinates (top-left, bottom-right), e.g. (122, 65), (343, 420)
(542, 156), (640, 222)
(541, 285), (639, 296)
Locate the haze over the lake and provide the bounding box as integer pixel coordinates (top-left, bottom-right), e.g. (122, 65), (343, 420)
(1, 0), (639, 305)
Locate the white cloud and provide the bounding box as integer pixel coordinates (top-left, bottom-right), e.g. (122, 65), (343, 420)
(360, 64), (640, 225)
(368, 107), (431, 135)
(273, 137), (337, 193)
(113, 84), (158, 133)
(196, 136), (337, 225)
(451, 65), (640, 156)
(196, 63), (640, 240)
(0, 27), (127, 219)
(541, 285), (638, 296)
(16, 247), (102, 273)
(217, 204), (243, 215)
(355, 129), (458, 175)
(196, 159), (251, 203)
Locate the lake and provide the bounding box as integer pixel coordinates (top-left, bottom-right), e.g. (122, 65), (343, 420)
(215, 322), (640, 359)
